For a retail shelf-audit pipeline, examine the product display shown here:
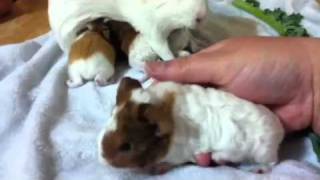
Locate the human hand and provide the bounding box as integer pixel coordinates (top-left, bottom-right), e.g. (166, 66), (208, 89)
(146, 37), (316, 134)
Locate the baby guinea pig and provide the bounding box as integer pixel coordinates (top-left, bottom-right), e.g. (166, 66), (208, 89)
(98, 78), (285, 173)
(67, 19), (116, 88)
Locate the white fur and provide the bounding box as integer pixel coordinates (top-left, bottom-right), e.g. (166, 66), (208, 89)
(129, 29), (192, 71)
(100, 82), (284, 168)
(128, 34), (158, 71)
(67, 52), (115, 88)
(49, 0), (207, 61)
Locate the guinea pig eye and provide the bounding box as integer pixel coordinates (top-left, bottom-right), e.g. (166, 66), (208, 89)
(119, 143), (132, 152)
(196, 18), (202, 23)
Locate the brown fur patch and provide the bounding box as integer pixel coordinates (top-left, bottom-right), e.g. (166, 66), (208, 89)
(121, 30), (138, 55)
(102, 79), (176, 168)
(107, 21), (138, 56)
(69, 31), (116, 64)
(116, 77), (142, 106)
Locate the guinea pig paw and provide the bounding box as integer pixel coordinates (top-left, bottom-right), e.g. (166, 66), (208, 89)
(240, 163), (273, 174)
(94, 74), (115, 87)
(66, 79), (84, 88)
(177, 50), (191, 58)
(195, 153), (212, 167)
(215, 159), (230, 166)
(146, 163), (173, 175)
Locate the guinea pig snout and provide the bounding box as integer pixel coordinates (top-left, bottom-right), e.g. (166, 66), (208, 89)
(99, 132), (136, 168)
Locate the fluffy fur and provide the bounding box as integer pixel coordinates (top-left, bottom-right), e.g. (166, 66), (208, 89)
(126, 28), (192, 71)
(98, 78), (285, 173)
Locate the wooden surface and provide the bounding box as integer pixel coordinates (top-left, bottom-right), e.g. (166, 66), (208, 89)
(0, 0), (49, 45)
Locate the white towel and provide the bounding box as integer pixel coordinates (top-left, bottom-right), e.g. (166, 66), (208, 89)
(1, 0), (320, 180)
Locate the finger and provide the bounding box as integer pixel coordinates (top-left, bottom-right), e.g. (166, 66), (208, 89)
(145, 52), (233, 85)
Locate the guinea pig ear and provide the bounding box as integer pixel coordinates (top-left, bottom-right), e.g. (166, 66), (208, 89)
(116, 77), (142, 105)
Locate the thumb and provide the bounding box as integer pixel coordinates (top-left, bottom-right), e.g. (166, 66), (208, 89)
(145, 52), (233, 85)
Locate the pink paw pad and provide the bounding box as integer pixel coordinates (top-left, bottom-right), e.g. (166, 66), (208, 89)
(195, 153), (212, 167)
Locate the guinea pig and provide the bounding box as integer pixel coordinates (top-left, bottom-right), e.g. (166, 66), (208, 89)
(49, 0), (208, 61)
(67, 19), (116, 88)
(98, 77), (285, 173)
(107, 21), (192, 71)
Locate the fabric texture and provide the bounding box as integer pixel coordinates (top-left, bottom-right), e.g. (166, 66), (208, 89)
(1, 0), (320, 180)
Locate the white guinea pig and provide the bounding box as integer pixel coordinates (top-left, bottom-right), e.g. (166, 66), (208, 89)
(98, 78), (285, 173)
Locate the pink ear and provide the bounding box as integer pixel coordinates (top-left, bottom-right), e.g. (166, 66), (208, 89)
(116, 77), (142, 105)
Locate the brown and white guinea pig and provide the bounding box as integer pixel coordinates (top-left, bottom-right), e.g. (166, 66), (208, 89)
(66, 19), (116, 88)
(107, 21), (193, 71)
(97, 77), (285, 173)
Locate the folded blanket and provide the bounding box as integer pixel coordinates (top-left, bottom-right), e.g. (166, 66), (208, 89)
(1, 0), (320, 180)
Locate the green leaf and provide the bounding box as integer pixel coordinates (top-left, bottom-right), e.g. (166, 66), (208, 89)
(244, 0), (260, 8)
(232, 0), (310, 37)
(232, 0), (287, 35)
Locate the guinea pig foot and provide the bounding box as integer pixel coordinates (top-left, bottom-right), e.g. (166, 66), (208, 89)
(195, 153), (212, 167)
(94, 74), (115, 87)
(95, 78), (110, 87)
(144, 163), (173, 175)
(240, 163), (274, 174)
(177, 50), (191, 58)
(66, 79), (84, 88)
(215, 159), (230, 166)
